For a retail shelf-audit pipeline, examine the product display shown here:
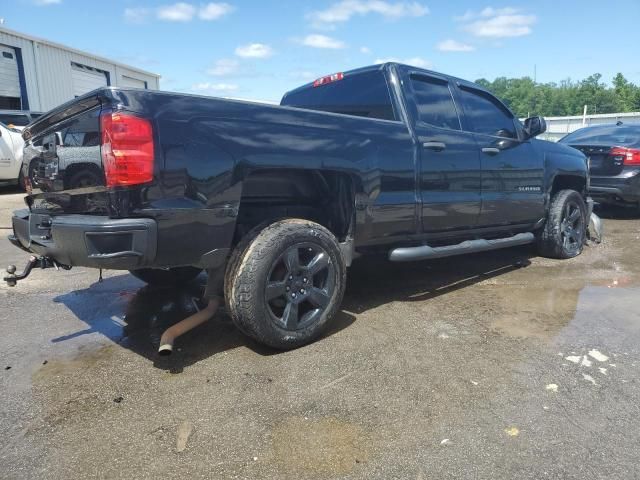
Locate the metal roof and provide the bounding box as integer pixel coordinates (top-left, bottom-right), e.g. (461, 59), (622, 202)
(0, 25), (161, 79)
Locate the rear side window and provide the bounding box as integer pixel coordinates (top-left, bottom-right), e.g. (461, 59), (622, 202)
(281, 70), (397, 121)
(458, 87), (517, 138)
(410, 75), (460, 130)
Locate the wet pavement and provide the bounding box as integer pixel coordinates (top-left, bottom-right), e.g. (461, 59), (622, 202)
(1, 187), (640, 479)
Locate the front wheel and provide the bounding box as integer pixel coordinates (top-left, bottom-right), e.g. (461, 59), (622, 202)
(129, 266), (203, 287)
(536, 189), (587, 259)
(225, 219), (346, 350)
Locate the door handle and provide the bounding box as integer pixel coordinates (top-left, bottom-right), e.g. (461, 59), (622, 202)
(423, 141), (446, 151)
(482, 147), (500, 155)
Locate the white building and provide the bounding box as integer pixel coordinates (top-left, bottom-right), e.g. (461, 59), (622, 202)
(0, 26), (160, 113)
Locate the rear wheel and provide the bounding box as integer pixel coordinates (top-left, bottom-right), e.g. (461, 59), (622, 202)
(129, 266), (202, 287)
(225, 219), (346, 349)
(537, 189), (587, 259)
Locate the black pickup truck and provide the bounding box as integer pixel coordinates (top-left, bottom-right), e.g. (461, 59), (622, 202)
(7, 63), (590, 349)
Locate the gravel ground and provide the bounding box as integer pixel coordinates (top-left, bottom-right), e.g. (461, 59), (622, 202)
(1, 187), (639, 480)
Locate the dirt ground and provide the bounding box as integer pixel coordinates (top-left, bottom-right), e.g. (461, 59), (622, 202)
(1, 186), (639, 479)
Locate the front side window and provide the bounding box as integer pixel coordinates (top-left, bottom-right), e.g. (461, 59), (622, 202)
(459, 87), (517, 138)
(410, 75), (460, 130)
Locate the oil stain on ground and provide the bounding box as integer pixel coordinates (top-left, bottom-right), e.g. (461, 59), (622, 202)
(270, 416), (368, 476)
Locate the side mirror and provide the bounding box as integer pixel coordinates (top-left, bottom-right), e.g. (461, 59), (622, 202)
(523, 116), (546, 139)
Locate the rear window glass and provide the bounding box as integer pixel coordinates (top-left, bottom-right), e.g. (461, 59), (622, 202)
(281, 70), (397, 121)
(0, 114), (30, 126)
(559, 126), (640, 146)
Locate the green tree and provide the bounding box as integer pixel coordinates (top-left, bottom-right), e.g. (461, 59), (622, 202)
(475, 72), (640, 117)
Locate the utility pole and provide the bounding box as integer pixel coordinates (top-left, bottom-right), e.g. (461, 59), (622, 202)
(534, 64), (537, 83)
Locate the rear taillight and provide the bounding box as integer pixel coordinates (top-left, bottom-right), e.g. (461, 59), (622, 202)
(610, 146), (640, 166)
(101, 111), (154, 187)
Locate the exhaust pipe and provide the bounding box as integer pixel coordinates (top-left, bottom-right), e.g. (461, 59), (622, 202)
(158, 299), (219, 356)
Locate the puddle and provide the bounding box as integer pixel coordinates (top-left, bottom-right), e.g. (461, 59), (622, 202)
(490, 286), (582, 339)
(490, 278), (640, 344)
(271, 417), (368, 475)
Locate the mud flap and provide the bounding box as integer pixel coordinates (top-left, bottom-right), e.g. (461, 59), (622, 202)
(587, 212), (603, 244)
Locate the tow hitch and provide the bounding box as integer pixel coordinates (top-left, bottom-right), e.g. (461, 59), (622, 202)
(4, 255), (71, 287)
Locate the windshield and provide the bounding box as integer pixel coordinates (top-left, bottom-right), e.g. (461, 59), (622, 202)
(559, 125), (640, 147)
(0, 113), (31, 127)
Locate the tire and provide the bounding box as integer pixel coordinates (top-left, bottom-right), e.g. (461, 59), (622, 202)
(536, 189), (587, 259)
(129, 266), (202, 287)
(65, 168), (102, 189)
(225, 219), (346, 350)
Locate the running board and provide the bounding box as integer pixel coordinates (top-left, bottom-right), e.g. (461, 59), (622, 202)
(388, 232), (535, 262)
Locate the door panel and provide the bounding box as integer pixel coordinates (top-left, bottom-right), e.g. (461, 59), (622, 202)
(474, 135), (545, 226)
(455, 85), (544, 226)
(418, 127), (481, 232)
(407, 74), (481, 233)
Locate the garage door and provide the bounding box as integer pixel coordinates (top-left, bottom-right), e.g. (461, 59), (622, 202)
(120, 76), (146, 89)
(0, 44), (21, 109)
(71, 63), (108, 97)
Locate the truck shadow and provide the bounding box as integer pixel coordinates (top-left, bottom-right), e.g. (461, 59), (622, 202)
(343, 245), (533, 314)
(594, 204), (640, 220)
(53, 245), (532, 372)
(52, 275), (356, 373)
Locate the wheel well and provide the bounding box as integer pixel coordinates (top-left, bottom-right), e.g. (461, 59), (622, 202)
(63, 162), (104, 189)
(235, 169), (355, 243)
(551, 175), (585, 196)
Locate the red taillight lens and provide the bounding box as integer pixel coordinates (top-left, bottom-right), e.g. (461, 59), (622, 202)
(101, 111), (154, 187)
(610, 146), (640, 166)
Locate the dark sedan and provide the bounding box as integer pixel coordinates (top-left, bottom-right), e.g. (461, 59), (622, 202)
(559, 123), (640, 209)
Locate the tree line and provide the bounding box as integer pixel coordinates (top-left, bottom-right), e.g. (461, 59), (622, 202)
(475, 73), (640, 118)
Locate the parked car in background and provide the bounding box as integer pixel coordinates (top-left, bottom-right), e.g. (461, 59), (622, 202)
(0, 110), (44, 129)
(559, 123), (640, 210)
(0, 121), (25, 187)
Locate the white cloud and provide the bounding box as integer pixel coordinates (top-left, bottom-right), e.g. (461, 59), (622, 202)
(436, 39), (475, 52)
(234, 43), (273, 58)
(192, 82), (239, 94)
(124, 7), (151, 23)
(455, 7), (536, 38)
(206, 59), (240, 76)
(198, 2), (234, 20)
(375, 56), (431, 69)
(157, 2), (196, 22)
(360, 46), (372, 54)
(34, 0), (61, 5)
(308, 0), (428, 28)
(124, 3), (234, 23)
(300, 34), (346, 49)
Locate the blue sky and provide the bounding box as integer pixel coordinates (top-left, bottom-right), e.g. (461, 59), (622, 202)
(2, 0), (639, 102)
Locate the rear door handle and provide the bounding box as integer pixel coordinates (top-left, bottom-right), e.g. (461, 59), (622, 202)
(423, 141), (446, 152)
(482, 147), (500, 155)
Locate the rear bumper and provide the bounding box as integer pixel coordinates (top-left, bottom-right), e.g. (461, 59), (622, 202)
(10, 209), (157, 270)
(588, 169), (640, 204)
